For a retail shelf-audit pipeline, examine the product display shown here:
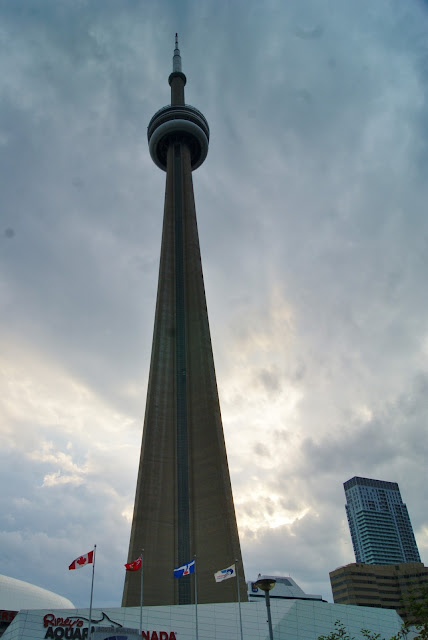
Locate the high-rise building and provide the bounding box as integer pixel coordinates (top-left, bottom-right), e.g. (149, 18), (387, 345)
(344, 476), (421, 565)
(330, 562), (428, 623)
(122, 37), (245, 607)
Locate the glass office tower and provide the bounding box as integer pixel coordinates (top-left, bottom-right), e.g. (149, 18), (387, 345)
(344, 476), (421, 565)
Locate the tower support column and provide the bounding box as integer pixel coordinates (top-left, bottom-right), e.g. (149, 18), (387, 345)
(123, 38), (246, 607)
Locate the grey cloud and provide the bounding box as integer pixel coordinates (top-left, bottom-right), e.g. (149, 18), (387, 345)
(1, 0), (428, 609)
(294, 25), (324, 40)
(258, 367), (282, 392)
(253, 442), (270, 457)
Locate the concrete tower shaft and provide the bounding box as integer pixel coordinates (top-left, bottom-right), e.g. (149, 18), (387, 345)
(122, 37), (245, 607)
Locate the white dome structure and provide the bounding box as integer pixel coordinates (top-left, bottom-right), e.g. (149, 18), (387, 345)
(0, 574), (75, 610)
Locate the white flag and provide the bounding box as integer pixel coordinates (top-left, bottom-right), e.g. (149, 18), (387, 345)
(214, 563), (236, 582)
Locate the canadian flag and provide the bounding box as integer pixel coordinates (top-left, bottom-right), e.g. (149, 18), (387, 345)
(69, 550), (94, 570)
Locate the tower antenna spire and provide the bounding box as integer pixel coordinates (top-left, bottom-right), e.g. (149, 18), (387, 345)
(168, 33), (186, 105)
(173, 32), (182, 73)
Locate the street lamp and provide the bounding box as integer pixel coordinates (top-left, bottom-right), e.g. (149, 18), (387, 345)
(254, 577), (276, 640)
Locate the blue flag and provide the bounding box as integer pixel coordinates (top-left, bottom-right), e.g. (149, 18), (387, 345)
(174, 559), (195, 578)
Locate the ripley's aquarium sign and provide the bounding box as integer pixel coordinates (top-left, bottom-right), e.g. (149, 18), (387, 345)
(43, 615), (177, 640)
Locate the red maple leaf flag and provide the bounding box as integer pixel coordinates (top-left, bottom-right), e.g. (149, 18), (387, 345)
(69, 550), (94, 570)
(124, 556), (142, 572)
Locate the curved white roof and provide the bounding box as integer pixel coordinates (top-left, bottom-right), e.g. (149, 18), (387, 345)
(0, 574), (75, 610)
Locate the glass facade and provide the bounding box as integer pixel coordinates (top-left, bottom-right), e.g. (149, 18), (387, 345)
(2, 601), (404, 640)
(344, 477), (421, 564)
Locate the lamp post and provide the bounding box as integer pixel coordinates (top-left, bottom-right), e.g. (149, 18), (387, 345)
(254, 577), (276, 640)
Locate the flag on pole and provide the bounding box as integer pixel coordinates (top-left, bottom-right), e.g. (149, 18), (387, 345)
(214, 563), (236, 582)
(174, 559), (195, 578)
(69, 550), (94, 570)
(125, 556), (142, 572)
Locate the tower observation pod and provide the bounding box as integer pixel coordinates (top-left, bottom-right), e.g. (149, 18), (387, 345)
(122, 37), (246, 607)
(148, 34), (209, 172)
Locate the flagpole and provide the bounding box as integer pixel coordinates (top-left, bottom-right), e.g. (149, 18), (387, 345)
(194, 555), (198, 640)
(235, 559), (244, 640)
(87, 545), (96, 640)
(139, 550), (144, 636)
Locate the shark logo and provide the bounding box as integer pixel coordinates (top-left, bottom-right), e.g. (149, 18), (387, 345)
(44, 612), (123, 640)
(79, 614), (123, 628)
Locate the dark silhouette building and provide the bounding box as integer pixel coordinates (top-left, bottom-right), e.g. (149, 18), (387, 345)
(122, 37), (245, 607)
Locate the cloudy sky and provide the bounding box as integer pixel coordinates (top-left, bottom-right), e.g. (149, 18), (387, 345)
(1, 0), (428, 609)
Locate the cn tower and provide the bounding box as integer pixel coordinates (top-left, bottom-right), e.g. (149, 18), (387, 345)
(122, 37), (246, 607)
